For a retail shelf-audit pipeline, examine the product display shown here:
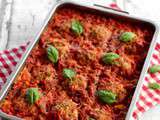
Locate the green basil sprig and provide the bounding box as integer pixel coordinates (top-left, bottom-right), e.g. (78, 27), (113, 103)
(26, 88), (40, 104)
(71, 20), (83, 35)
(47, 45), (59, 63)
(149, 83), (160, 90)
(102, 52), (120, 65)
(149, 65), (160, 73)
(120, 32), (136, 42)
(96, 90), (117, 104)
(63, 68), (76, 79)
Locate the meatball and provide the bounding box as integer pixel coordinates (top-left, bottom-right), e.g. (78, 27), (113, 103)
(90, 25), (112, 44)
(98, 79), (127, 102)
(51, 99), (78, 120)
(74, 48), (97, 66)
(32, 64), (57, 91)
(58, 20), (71, 33)
(68, 74), (87, 92)
(89, 108), (113, 120)
(62, 74), (88, 103)
(119, 56), (136, 76)
(38, 91), (69, 115)
(50, 38), (70, 58)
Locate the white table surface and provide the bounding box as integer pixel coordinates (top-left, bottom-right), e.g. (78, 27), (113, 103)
(6, 0), (56, 49)
(1, 0), (160, 119)
(6, 0), (160, 49)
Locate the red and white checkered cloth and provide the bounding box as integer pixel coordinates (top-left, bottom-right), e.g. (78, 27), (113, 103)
(0, 44), (27, 88)
(132, 43), (160, 119)
(0, 2), (159, 120)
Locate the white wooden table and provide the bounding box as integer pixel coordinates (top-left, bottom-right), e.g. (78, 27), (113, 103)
(0, 0), (160, 119)
(5, 0), (56, 49)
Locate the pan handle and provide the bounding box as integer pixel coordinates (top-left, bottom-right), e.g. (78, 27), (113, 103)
(73, 0), (129, 15)
(57, 0), (129, 15)
(93, 3), (129, 14)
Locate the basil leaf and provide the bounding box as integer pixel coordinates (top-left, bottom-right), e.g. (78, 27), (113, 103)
(102, 52), (120, 65)
(120, 32), (136, 42)
(88, 117), (95, 120)
(71, 20), (83, 35)
(26, 88), (40, 104)
(47, 45), (59, 63)
(96, 90), (117, 104)
(149, 65), (160, 73)
(63, 68), (76, 79)
(149, 83), (160, 90)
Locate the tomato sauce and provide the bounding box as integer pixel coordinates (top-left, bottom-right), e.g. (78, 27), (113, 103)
(0, 7), (154, 120)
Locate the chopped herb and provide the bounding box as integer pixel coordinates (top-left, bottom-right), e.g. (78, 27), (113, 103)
(102, 52), (120, 65)
(96, 90), (117, 104)
(71, 20), (83, 35)
(63, 68), (76, 79)
(88, 117), (95, 120)
(26, 88), (40, 104)
(149, 65), (160, 73)
(149, 82), (160, 90)
(120, 32), (136, 42)
(47, 45), (59, 63)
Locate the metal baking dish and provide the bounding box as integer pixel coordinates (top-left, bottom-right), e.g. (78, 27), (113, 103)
(0, 0), (159, 120)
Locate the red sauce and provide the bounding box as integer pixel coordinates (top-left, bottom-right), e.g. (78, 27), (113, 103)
(0, 7), (154, 120)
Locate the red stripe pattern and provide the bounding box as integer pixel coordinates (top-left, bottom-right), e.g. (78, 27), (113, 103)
(0, 43), (159, 120)
(0, 3), (158, 120)
(0, 44), (27, 89)
(132, 43), (160, 119)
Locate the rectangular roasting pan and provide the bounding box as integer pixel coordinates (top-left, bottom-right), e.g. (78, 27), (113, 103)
(0, 0), (159, 120)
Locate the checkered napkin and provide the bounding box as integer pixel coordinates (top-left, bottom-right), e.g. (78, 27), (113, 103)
(0, 44), (27, 89)
(132, 44), (160, 119)
(0, 1), (159, 120)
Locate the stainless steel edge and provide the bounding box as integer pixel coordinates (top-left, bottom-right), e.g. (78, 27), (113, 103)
(0, 1), (62, 119)
(85, 1), (160, 119)
(93, 4), (129, 14)
(126, 22), (159, 120)
(0, 0), (159, 119)
(64, 0), (129, 16)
